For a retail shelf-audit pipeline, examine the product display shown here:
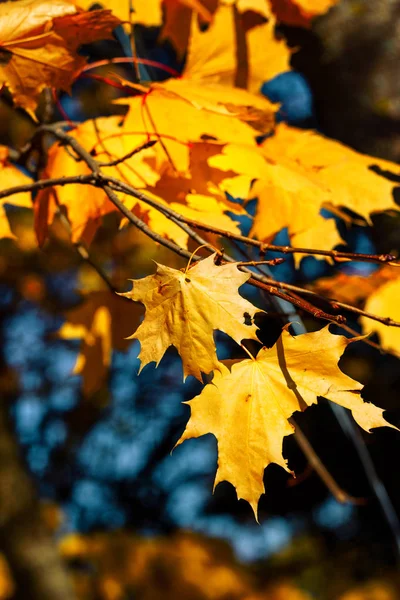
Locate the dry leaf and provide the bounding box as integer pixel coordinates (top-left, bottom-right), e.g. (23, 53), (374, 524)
(121, 253), (262, 380)
(177, 326), (394, 516)
(0, 0), (120, 113)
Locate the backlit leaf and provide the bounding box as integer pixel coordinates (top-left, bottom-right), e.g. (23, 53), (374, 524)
(121, 253), (262, 380)
(177, 326), (394, 516)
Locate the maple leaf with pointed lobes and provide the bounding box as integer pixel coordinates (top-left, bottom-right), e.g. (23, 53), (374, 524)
(121, 254), (262, 381)
(183, 0), (291, 93)
(0, 0), (120, 113)
(177, 326), (395, 517)
(115, 88), (262, 176)
(261, 124), (400, 223)
(206, 141), (343, 260)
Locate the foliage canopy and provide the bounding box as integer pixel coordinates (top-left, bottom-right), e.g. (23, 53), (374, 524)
(0, 0), (399, 524)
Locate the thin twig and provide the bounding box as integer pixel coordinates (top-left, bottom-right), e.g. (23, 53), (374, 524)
(181, 219), (398, 265)
(235, 259), (285, 267)
(97, 139), (157, 167)
(11, 123), (399, 332)
(248, 277), (346, 324)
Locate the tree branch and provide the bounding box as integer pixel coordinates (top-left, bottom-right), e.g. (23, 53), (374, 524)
(9, 123), (396, 333)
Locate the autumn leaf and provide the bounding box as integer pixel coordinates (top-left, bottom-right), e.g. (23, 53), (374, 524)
(269, 0), (340, 27)
(76, 0), (163, 26)
(360, 277), (400, 357)
(77, 0), (216, 30)
(0, 0), (120, 113)
(58, 291), (141, 396)
(116, 89), (261, 176)
(208, 142), (342, 256)
(155, 78), (277, 133)
(177, 326), (394, 516)
(125, 172), (244, 249)
(261, 124), (400, 223)
(35, 116), (159, 245)
(309, 267), (397, 305)
(121, 253), (262, 381)
(0, 147), (33, 239)
(182, 0), (291, 93)
(249, 162), (331, 240)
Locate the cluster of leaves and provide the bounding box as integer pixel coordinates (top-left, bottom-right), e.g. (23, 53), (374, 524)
(1, 0), (400, 518)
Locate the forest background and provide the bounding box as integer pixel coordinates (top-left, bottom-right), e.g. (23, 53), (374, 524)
(1, 0), (400, 599)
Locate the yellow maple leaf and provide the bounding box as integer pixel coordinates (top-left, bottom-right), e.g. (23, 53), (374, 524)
(121, 253), (262, 380)
(155, 78), (277, 134)
(76, 0), (163, 26)
(126, 187), (243, 249)
(290, 218), (343, 268)
(190, 140), (343, 258)
(183, 0), (291, 93)
(0, 0), (120, 113)
(177, 326), (394, 516)
(116, 89), (260, 175)
(361, 277), (400, 357)
(269, 0), (339, 27)
(0, 147), (33, 239)
(250, 162), (331, 239)
(261, 124), (400, 223)
(77, 0), (215, 29)
(58, 291), (141, 396)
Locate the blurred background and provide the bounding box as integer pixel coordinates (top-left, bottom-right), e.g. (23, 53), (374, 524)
(0, 1), (400, 599)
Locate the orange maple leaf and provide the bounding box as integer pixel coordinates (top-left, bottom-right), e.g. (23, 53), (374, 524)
(0, 0), (120, 113)
(35, 117), (159, 245)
